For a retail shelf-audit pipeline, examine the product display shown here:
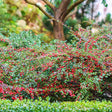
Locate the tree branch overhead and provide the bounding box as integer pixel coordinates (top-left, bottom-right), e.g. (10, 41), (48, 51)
(24, 0), (54, 19)
(63, 0), (85, 20)
(42, 0), (55, 11)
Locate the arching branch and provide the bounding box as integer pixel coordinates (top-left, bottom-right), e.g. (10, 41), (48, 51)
(64, 6), (78, 21)
(56, 0), (71, 20)
(62, 0), (85, 20)
(24, 0), (54, 19)
(42, 0), (55, 11)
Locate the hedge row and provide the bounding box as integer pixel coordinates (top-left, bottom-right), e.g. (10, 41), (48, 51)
(0, 99), (112, 112)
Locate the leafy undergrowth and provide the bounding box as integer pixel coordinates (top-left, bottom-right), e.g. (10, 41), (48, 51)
(0, 28), (112, 101)
(0, 99), (112, 112)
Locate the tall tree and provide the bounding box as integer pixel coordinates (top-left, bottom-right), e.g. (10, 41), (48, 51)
(24, 0), (107, 41)
(24, 0), (85, 41)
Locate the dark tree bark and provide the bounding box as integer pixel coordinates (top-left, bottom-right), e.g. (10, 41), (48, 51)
(53, 0), (71, 40)
(53, 20), (65, 40)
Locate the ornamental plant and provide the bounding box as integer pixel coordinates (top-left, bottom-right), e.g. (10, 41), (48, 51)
(0, 27), (112, 101)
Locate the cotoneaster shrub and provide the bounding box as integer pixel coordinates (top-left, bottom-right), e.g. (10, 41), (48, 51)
(0, 27), (112, 101)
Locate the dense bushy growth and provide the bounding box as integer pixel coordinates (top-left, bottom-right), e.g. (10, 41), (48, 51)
(0, 27), (112, 101)
(0, 99), (112, 112)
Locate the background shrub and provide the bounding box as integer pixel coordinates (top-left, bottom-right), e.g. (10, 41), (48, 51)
(0, 0), (20, 36)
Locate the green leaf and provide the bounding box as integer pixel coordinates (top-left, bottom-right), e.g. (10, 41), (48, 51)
(102, 0), (108, 7)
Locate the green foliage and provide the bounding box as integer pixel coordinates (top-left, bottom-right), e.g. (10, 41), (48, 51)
(105, 13), (112, 23)
(8, 30), (42, 48)
(0, 34), (9, 47)
(0, 41), (9, 47)
(102, 0), (108, 7)
(5, 30), (52, 48)
(0, 99), (112, 112)
(0, 26), (112, 101)
(81, 16), (92, 28)
(21, 4), (42, 23)
(64, 18), (78, 39)
(98, 20), (105, 26)
(0, 0), (19, 36)
(42, 16), (53, 32)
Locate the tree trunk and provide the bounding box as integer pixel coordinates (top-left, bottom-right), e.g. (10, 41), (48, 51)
(24, 0), (85, 41)
(53, 20), (65, 41)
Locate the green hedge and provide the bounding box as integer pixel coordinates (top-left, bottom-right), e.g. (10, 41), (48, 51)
(0, 99), (112, 112)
